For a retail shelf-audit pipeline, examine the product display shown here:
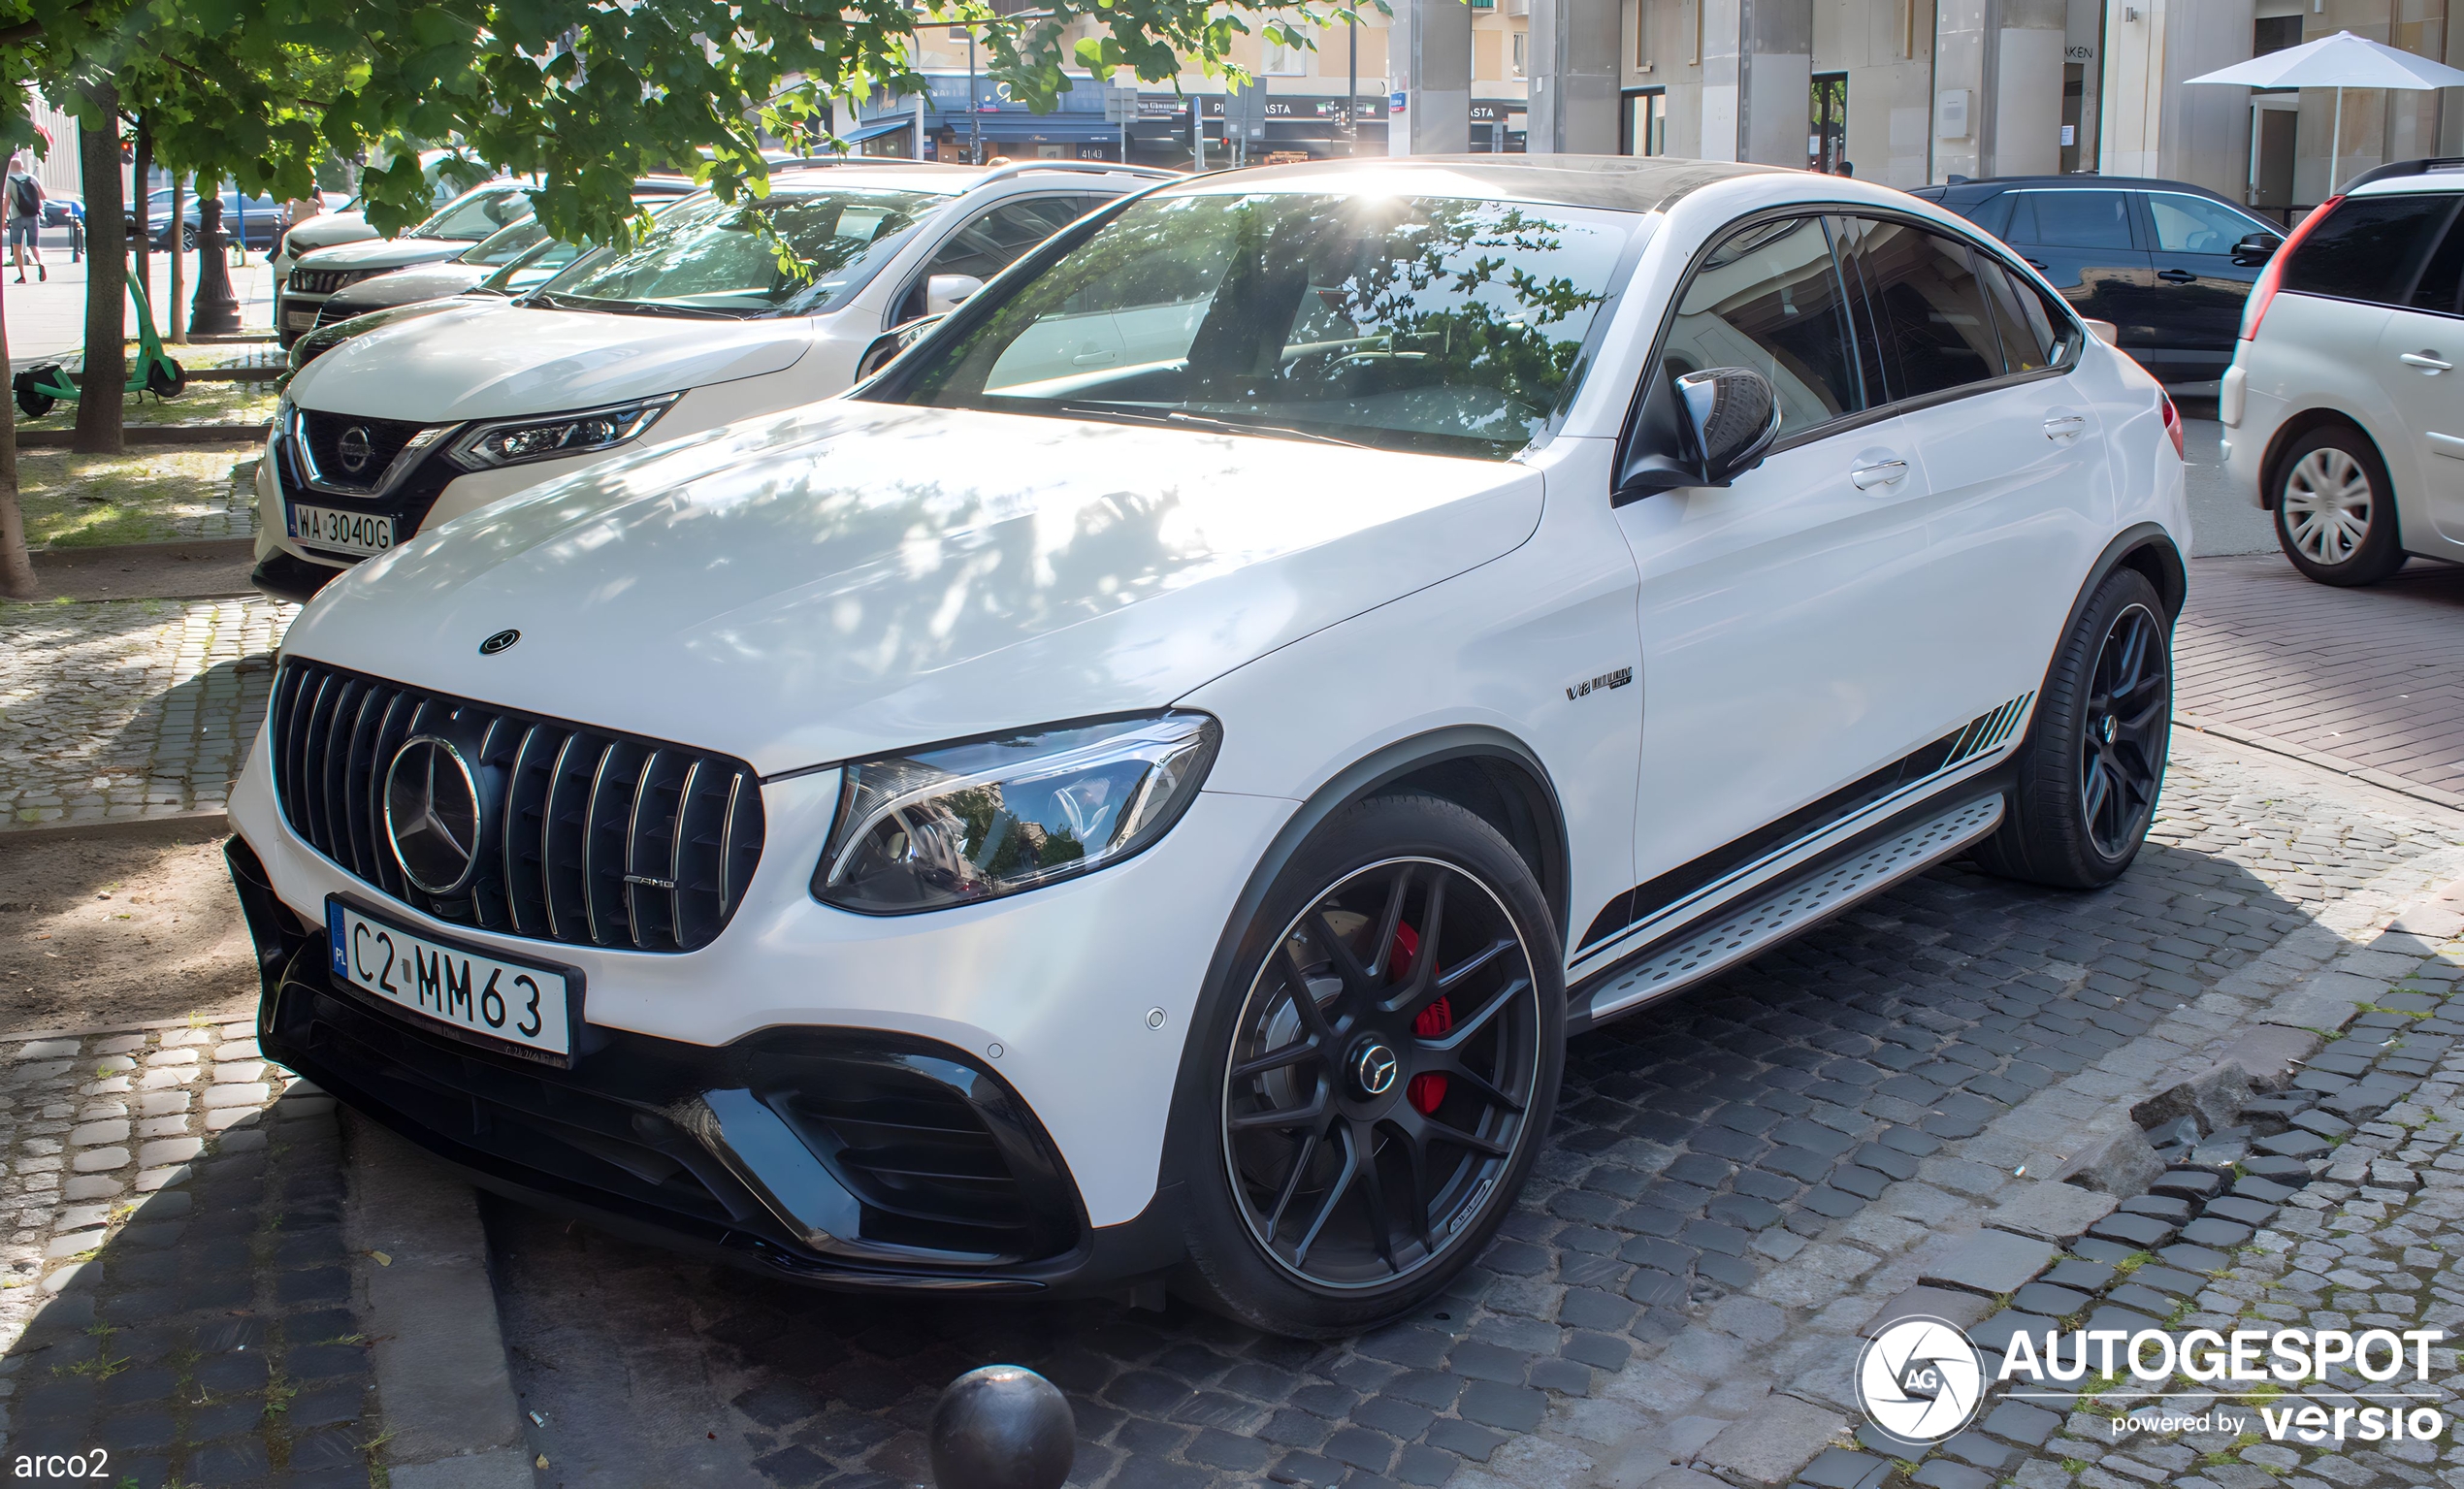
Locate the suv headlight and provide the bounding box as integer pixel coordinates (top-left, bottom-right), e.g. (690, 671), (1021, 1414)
(813, 712), (1221, 915)
(445, 395), (678, 471)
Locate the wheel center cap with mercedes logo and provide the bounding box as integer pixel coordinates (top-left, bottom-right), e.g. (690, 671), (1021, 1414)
(1350, 1041), (1401, 1098)
(383, 736), (482, 894)
(336, 425), (375, 475)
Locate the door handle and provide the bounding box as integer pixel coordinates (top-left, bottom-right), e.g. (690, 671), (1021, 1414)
(2156, 268), (2198, 284)
(2399, 351), (2452, 372)
(1850, 460), (1909, 490)
(2025, 257), (2049, 271)
(2043, 415), (2087, 438)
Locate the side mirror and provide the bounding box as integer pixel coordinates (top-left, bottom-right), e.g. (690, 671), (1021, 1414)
(1674, 367), (1782, 486)
(2082, 317), (2121, 346)
(2230, 231), (2282, 266)
(854, 313), (945, 382)
(924, 274), (984, 316)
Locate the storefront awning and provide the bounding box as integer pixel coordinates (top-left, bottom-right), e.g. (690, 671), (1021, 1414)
(836, 118), (917, 144)
(941, 115), (1122, 143)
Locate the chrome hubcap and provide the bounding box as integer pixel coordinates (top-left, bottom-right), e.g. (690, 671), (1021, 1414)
(2282, 448), (2373, 566)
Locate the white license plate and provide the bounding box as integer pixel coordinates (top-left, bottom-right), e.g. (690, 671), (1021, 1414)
(288, 502), (393, 558)
(326, 898), (577, 1061)
(285, 308), (318, 330)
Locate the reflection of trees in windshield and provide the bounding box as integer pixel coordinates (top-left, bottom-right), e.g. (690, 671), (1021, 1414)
(886, 193), (1627, 460)
(542, 191), (938, 314)
(1252, 200), (1609, 439)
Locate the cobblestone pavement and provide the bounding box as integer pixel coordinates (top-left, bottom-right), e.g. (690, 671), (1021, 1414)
(0, 1020), (379, 1487)
(1773, 885), (2464, 1489)
(165, 455), (259, 543)
(0, 596), (293, 827)
(485, 732), (2464, 1489)
(2177, 556), (2464, 804)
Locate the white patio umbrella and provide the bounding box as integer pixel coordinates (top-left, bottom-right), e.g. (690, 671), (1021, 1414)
(2186, 31), (2464, 194)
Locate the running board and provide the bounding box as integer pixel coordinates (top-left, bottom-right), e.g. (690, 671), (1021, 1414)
(1572, 794), (2006, 1030)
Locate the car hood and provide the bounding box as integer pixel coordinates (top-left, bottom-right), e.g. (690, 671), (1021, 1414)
(283, 213), (375, 253)
(286, 302), (812, 422)
(328, 262), (489, 309)
(300, 237), (474, 272)
(280, 402), (1545, 774)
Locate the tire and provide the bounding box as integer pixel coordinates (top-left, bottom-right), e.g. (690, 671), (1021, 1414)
(1176, 793), (1565, 1337)
(2272, 427), (2406, 586)
(145, 358), (187, 400)
(179, 224), (198, 253)
(1972, 567), (2172, 890)
(14, 369), (56, 419)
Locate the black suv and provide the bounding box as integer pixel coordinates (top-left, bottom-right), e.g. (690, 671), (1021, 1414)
(1913, 176), (2284, 391)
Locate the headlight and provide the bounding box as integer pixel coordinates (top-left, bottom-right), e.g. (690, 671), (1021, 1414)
(812, 712), (1221, 915)
(444, 395), (678, 471)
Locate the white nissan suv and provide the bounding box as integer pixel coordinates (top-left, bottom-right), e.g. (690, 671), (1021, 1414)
(2222, 156), (2464, 585)
(226, 156), (2188, 1336)
(250, 159), (1174, 603)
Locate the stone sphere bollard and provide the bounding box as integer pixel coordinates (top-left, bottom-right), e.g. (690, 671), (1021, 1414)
(929, 1364), (1075, 1489)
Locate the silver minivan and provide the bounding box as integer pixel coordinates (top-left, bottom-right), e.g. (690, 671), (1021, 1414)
(2222, 157), (2464, 585)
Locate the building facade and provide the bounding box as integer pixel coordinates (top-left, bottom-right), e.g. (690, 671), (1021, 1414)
(843, 0), (2460, 209)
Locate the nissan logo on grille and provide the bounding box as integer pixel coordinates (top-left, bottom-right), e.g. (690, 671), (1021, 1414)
(336, 426), (376, 475)
(383, 736), (483, 895)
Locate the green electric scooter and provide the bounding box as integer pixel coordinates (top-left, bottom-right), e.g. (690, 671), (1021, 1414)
(13, 266), (188, 418)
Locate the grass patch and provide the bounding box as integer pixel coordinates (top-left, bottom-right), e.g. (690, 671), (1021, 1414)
(16, 377), (277, 429)
(15, 447), (250, 548)
(122, 380), (279, 427)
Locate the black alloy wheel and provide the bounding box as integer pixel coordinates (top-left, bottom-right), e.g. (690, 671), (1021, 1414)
(2078, 600), (2167, 859)
(1971, 565), (2173, 890)
(1220, 855), (1543, 1292)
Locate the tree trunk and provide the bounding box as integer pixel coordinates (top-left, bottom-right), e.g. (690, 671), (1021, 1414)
(0, 275), (35, 600)
(167, 174), (184, 343)
(72, 81), (124, 455)
(130, 113), (149, 327)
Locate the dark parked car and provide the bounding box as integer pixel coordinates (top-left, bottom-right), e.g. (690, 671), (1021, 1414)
(1913, 176), (2285, 391)
(129, 188), (284, 251)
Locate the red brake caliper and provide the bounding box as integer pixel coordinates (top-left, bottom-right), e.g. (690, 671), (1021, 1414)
(1390, 923), (1451, 1114)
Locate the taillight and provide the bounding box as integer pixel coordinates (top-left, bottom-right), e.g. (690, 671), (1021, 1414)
(2240, 195), (2340, 340)
(2161, 390), (2184, 459)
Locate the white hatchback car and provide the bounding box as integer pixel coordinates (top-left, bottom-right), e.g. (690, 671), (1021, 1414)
(227, 156), (2188, 1335)
(2222, 157), (2464, 585)
(251, 160), (1172, 603)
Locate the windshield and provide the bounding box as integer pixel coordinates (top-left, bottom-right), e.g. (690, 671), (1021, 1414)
(461, 217), (547, 267)
(871, 190), (1632, 460)
(528, 185), (951, 318)
(410, 186), (534, 242)
(479, 235), (591, 294)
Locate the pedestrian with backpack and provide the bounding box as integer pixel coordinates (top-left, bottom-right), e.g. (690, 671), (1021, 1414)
(7, 152), (46, 282)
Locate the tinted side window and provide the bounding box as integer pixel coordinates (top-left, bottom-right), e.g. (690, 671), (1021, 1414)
(2146, 192), (2267, 254)
(1660, 216), (1863, 440)
(926, 197), (1092, 280)
(2402, 200), (2464, 315)
(2283, 196), (2454, 307)
(2009, 191), (2135, 251)
(1846, 219), (2005, 400)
